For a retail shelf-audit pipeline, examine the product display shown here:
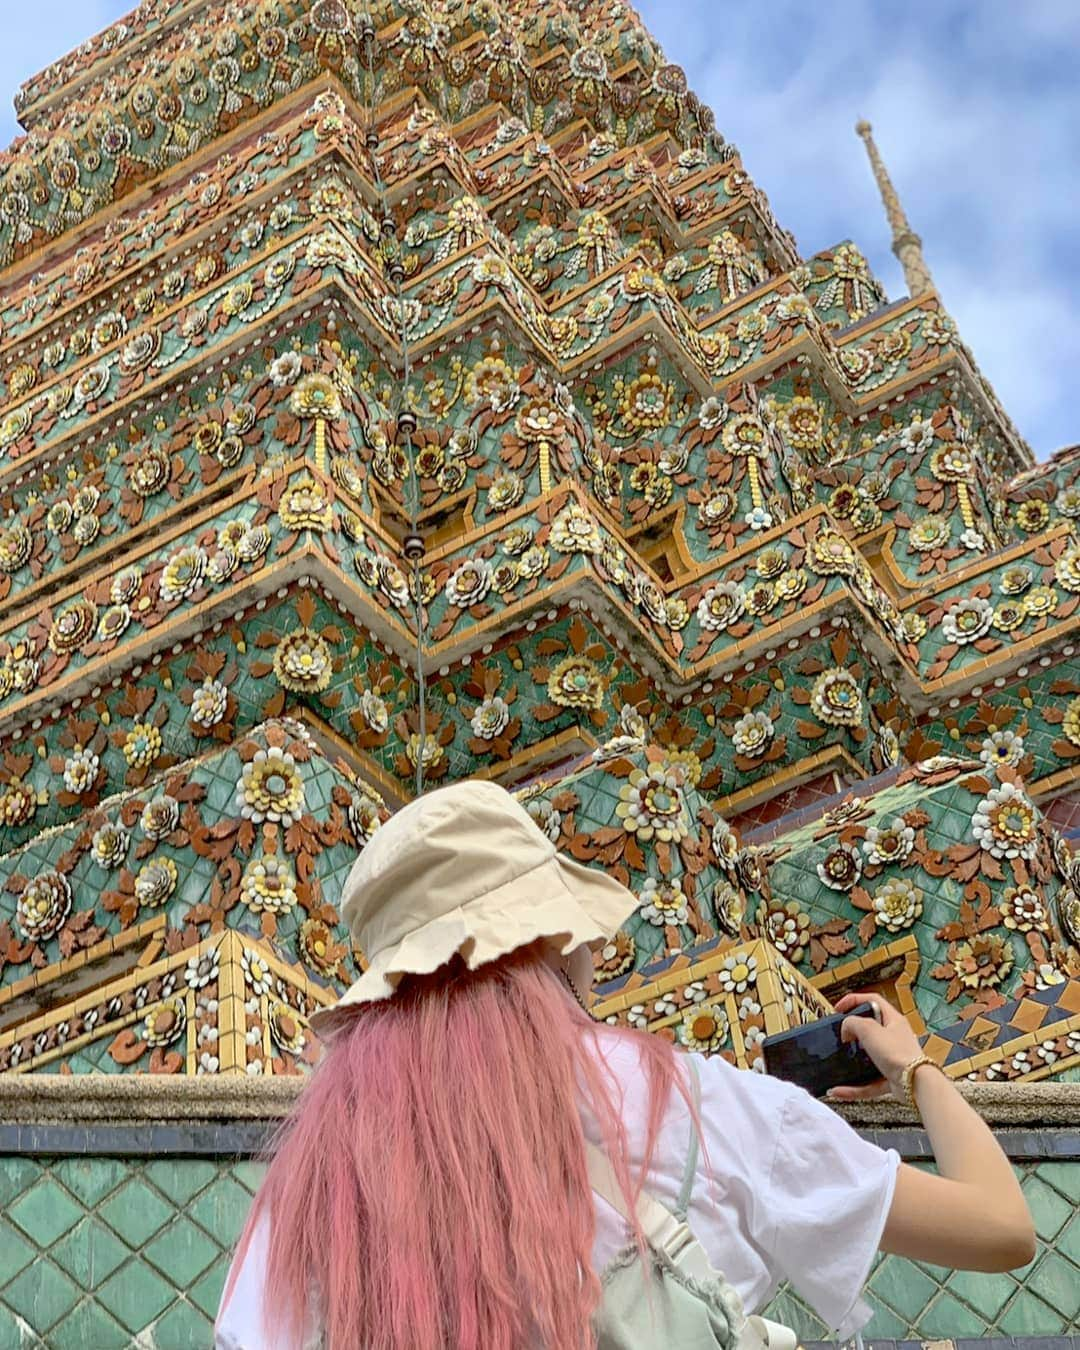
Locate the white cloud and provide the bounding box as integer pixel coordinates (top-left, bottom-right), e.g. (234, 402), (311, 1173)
(636, 0), (1080, 459)
(0, 1), (132, 144)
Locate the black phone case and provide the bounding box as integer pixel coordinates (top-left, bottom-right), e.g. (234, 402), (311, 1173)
(761, 1004), (882, 1098)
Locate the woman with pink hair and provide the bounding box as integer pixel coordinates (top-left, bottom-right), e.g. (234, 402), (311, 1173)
(216, 780), (1034, 1350)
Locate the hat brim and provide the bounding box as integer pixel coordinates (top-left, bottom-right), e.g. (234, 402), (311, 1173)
(308, 851), (638, 1033)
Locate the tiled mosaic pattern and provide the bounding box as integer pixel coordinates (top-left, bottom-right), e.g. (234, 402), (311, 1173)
(2, 0), (1080, 1103)
(0, 1155), (263, 1349)
(0, 1154), (1076, 1347)
(0, 722), (374, 1076)
(592, 936), (835, 1067)
(758, 759), (1080, 1082)
(0, 0), (1076, 1342)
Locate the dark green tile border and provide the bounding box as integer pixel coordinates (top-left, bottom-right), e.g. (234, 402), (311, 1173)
(0, 1123), (274, 1155)
(1, 1123), (1078, 1159)
(863, 1130), (1080, 1161)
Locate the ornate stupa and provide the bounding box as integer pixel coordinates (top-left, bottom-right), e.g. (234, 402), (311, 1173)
(1, 2), (1078, 1344)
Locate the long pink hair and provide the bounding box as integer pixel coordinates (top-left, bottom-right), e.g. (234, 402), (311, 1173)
(221, 943), (688, 1349)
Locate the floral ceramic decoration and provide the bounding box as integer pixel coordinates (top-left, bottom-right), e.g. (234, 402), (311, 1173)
(1, 0), (1079, 1098)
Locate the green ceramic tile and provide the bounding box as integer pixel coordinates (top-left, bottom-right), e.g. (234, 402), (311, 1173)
(1058, 1214), (1080, 1265)
(1, 1259), (81, 1334)
(861, 1292), (908, 1338)
(98, 1176), (175, 1247)
(0, 1158), (42, 1210)
(188, 1259), (229, 1321)
(997, 1287), (1067, 1336)
(188, 1174), (257, 1249)
(1027, 1251), (1080, 1320)
(0, 1218), (35, 1286)
(50, 1157), (128, 1210)
(46, 1298), (129, 1350)
(50, 1218), (130, 1292)
(1036, 1160), (1080, 1203)
(7, 1178), (83, 1248)
(946, 1267), (1017, 1322)
(144, 1159), (219, 1206)
(0, 1305), (46, 1350)
(868, 1257), (940, 1322)
(0, 1307), (23, 1350)
(759, 1287), (827, 1339)
(144, 1215), (219, 1288)
(94, 1256), (175, 1334)
(1022, 1174), (1074, 1241)
(916, 1290), (989, 1337)
(151, 1297), (216, 1350)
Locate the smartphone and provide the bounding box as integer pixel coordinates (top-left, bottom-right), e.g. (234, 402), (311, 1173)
(762, 1002), (883, 1098)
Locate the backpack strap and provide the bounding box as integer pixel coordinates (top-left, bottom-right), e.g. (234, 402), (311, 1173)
(584, 1055), (708, 1275)
(584, 1054), (798, 1350)
(584, 1139), (714, 1282)
(585, 1142), (795, 1350)
(675, 1056), (702, 1220)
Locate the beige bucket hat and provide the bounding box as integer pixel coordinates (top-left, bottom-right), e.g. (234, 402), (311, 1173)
(309, 779), (639, 1030)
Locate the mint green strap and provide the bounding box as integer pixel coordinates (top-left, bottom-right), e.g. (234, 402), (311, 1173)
(584, 1140), (714, 1281)
(675, 1055), (702, 1220)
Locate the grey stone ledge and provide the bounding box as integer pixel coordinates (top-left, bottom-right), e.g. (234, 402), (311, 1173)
(0, 1072), (303, 1123)
(836, 1081), (1080, 1128)
(1, 1074), (1079, 1127)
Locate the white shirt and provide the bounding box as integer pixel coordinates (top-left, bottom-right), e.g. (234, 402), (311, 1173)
(217, 1029), (899, 1348)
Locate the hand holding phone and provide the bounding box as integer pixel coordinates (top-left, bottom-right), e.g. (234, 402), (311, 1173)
(762, 1000), (884, 1099)
(829, 991), (926, 1100)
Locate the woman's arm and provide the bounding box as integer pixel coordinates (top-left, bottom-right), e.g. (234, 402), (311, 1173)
(831, 993), (1036, 1273)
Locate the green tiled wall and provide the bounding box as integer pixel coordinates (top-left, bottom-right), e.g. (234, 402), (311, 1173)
(0, 1156), (265, 1349)
(0, 1154), (1077, 1347)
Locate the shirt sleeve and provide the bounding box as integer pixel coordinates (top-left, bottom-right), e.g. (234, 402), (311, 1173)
(214, 1214), (322, 1350)
(214, 1214), (270, 1350)
(761, 1086), (899, 1338)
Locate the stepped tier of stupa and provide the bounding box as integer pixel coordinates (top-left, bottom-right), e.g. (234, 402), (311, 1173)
(1, 3), (1079, 1343)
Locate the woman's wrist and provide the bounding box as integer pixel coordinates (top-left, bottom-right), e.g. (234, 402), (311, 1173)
(883, 1055), (917, 1097)
(885, 1069), (907, 1099)
(881, 1054), (942, 1104)
(901, 1055), (946, 1111)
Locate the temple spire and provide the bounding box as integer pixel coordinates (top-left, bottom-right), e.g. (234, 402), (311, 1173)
(855, 119), (935, 298)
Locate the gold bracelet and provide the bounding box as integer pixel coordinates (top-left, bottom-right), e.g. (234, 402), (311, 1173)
(901, 1053), (943, 1112)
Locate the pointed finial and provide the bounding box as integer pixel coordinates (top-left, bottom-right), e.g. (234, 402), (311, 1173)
(855, 119), (934, 297)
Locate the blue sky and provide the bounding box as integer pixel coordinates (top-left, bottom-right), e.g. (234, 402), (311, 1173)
(2, 1), (1078, 462)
